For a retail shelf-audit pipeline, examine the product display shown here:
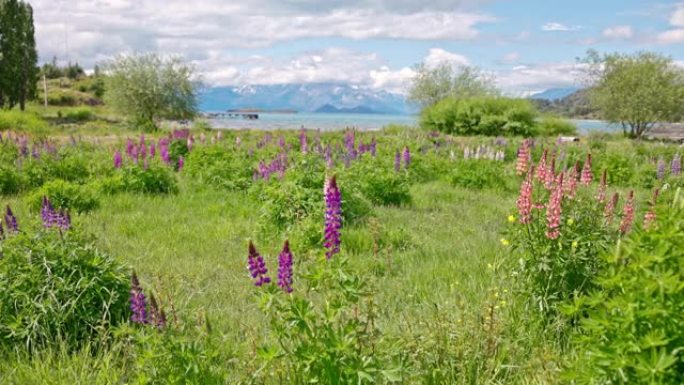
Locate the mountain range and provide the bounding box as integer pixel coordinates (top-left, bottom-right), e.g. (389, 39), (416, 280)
(199, 83), (415, 114)
(529, 87), (580, 101)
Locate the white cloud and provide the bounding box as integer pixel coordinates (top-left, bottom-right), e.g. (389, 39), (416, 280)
(670, 4), (684, 27)
(424, 48), (470, 68)
(602, 25), (633, 39)
(496, 62), (586, 95)
(541, 22), (580, 32)
(658, 3), (684, 43)
(501, 52), (520, 64)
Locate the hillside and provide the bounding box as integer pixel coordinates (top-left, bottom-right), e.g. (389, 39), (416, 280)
(531, 88), (599, 119)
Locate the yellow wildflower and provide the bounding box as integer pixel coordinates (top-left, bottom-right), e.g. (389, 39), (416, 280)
(500, 238), (510, 246)
(507, 215), (516, 223)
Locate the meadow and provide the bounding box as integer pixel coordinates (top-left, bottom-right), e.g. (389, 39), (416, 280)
(0, 120), (683, 384)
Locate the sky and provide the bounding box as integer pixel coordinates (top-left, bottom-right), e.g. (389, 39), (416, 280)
(31, 0), (684, 95)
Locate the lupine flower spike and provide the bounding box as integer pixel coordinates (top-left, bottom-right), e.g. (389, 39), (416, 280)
(130, 271), (148, 324)
(656, 157), (666, 180)
(247, 241), (271, 286)
(643, 189), (659, 230)
(596, 170), (607, 203)
(4, 205), (18, 233)
(515, 140), (530, 176)
(563, 162), (579, 199)
(580, 154), (593, 185)
(604, 193), (619, 225)
(394, 151), (401, 172)
(671, 154), (681, 176)
(402, 146), (411, 169)
(544, 156), (556, 190)
(277, 240), (294, 293)
(113, 150), (122, 168)
(536, 149), (548, 182)
(545, 173), (564, 240)
(619, 191), (635, 234)
(323, 175), (342, 259)
(517, 167), (534, 224)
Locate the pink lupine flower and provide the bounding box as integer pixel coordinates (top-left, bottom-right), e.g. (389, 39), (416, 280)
(580, 154), (593, 185)
(536, 149), (548, 182)
(114, 150), (122, 168)
(516, 167), (534, 224)
(544, 156), (556, 190)
(177, 156), (184, 171)
(515, 140), (531, 176)
(596, 170), (607, 203)
(563, 162), (579, 199)
(604, 193), (619, 225)
(643, 189), (659, 230)
(619, 190), (635, 234)
(299, 128), (308, 154)
(545, 173), (564, 240)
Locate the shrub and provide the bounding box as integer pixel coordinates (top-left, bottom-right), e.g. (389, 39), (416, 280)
(183, 146), (252, 191)
(0, 231), (130, 350)
(421, 97), (538, 136)
(63, 108), (95, 123)
(27, 179), (100, 213)
(0, 166), (24, 195)
(98, 164), (177, 195)
(565, 198), (684, 384)
(448, 160), (509, 190)
(341, 157), (412, 206)
(537, 117), (577, 136)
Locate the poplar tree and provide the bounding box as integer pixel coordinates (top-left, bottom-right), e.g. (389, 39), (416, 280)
(0, 0), (38, 110)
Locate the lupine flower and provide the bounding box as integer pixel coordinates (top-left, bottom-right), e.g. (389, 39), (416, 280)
(580, 154), (593, 185)
(536, 149), (548, 182)
(656, 157), (666, 180)
(4, 205), (18, 233)
(113, 150), (122, 169)
(402, 146), (411, 169)
(604, 193), (619, 225)
(40, 196), (54, 228)
(187, 136), (194, 151)
(41, 196), (71, 231)
(0, 220), (4, 240)
(217, 131), (223, 141)
(277, 240), (294, 293)
(671, 154), (681, 176)
(643, 189), (659, 229)
(149, 142), (156, 158)
(177, 156), (184, 171)
(248, 241), (271, 286)
(563, 162), (579, 199)
(324, 145), (333, 168)
(300, 129), (308, 154)
(370, 137), (377, 156)
(619, 190), (635, 234)
(130, 271), (148, 324)
(149, 294), (166, 328)
(516, 167), (534, 224)
(515, 140), (530, 176)
(200, 133), (206, 144)
(323, 175), (342, 259)
(544, 156), (556, 190)
(596, 170), (607, 203)
(394, 151), (401, 172)
(545, 173), (564, 239)
(235, 136), (242, 148)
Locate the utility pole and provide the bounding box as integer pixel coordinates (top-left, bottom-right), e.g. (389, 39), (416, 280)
(43, 74), (48, 107)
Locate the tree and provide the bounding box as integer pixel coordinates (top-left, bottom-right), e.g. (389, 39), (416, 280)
(0, 0), (38, 110)
(408, 62), (498, 108)
(103, 53), (199, 131)
(583, 50), (684, 138)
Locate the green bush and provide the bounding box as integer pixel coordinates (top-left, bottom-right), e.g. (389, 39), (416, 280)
(63, 108), (95, 123)
(0, 166), (24, 195)
(537, 117), (577, 136)
(27, 179), (100, 213)
(421, 97), (538, 136)
(0, 110), (49, 136)
(341, 157), (412, 206)
(98, 164), (177, 195)
(183, 146), (252, 191)
(565, 199), (684, 384)
(448, 160), (509, 190)
(0, 231), (130, 350)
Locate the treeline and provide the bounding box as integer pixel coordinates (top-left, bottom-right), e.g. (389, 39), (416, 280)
(0, 0), (38, 110)
(531, 89), (599, 119)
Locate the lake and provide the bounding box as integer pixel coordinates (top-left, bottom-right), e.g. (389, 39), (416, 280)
(206, 112), (618, 134)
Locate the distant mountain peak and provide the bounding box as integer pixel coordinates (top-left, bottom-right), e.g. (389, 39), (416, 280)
(529, 87), (581, 101)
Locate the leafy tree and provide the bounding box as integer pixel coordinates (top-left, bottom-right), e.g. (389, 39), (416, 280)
(408, 62), (498, 108)
(103, 53), (198, 131)
(583, 50), (684, 139)
(0, 0), (38, 110)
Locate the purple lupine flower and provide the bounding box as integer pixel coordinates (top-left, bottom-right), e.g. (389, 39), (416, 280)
(279, 135), (286, 148)
(344, 131), (357, 160)
(149, 142), (156, 158)
(130, 272), (148, 324)
(277, 240), (294, 293)
(324, 145), (333, 168)
(126, 139), (135, 159)
(31, 145), (40, 159)
(672, 154), (681, 176)
(657, 157), (666, 180)
(41, 196), (55, 228)
(324, 175), (342, 259)
(300, 129), (308, 154)
(0, 220), (4, 239)
(248, 241), (271, 286)
(402, 146), (411, 168)
(114, 150), (123, 169)
(4, 205), (18, 233)
(139, 143), (147, 160)
(394, 151), (401, 172)
(177, 156), (184, 171)
(370, 136), (377, 156)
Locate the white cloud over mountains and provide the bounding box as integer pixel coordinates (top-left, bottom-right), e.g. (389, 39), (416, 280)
(602, 25), (633, 40)
(541, 22), (581, 32)
(658, 3), (684, 43)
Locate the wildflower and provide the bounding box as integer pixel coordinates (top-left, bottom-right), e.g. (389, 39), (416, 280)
(130, 271), (148, 324)
(619, 190), (635, 234)
(515, 140), (530, 176)
(394, 151), (401, 172)
(113, 150), (123, 169)
(656, 157), (666, 180)
(643, 189), (659, 230)
(300, 129), (308, 154)
(344, 131), (357, 160)
(567, 218), (574, 225)
(596, 169), (607, 203)
(370, 137), (377, 156)
(507, 215), (516, 223)
(4, 205), (18, 233)
(604, 192), (619, 225)
(247, 241), (271, 286)
(40, 196), (55, 228)
(500, 238), (510, 246)
(516, 167), (534, 224)
(672, 154), (681, 176)
(323, 175), (342, 259)
(149, 142), (156, 158)
(277, 240), (294, 293)
(545, 173), (564, 239)
(580, 154), (593, 185)
(187, 136), (194, 151)
(177, 156), (184, 171)
(571, 240), (579, 249)
(564, 162), (579, 199)
(402, 146), (411, 169)
(544, 155), (556, 190)
(235, 136), (242, 147)
(536, 149), (548, 182)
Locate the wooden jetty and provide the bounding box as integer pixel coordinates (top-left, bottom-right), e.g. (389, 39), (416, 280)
(203, 112), (259, 120)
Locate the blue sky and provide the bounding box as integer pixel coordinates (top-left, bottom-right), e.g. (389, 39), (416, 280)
(32, 0), (684, 94)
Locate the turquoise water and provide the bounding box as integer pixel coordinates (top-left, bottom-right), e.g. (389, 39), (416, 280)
(207, 112), (617, 133)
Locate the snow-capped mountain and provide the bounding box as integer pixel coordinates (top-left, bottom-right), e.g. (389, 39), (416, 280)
(198, 83), (415, 114)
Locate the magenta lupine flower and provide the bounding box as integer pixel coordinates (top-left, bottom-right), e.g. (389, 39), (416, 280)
(177, 156), (184, 171)
(545, 173), (564, 240)
(517, 167), (534, 224)
(4, 205), (18, 233)
(563, 162), (579, 199)
(604, 192), (619, 225)
(345, 131), (357, 160)
(130, 271), (148, 324)
(515, 140), (530, 176)
(671, 154), (681, 176)
(544, 156), (556, 190)
(580, 154), (593, 186)
(40, 196), (55, 228)
(536, 149), (548, 182)
(394, 151), (401, 172)
(126, 139), (135, 159)
(114, 150), (122, 169)
(370, 137), (377, 156)
(277, 240), (294, 293)
(139, 143), (147, 160)
(619, 190), (635, 234)
(324, 145), (333, 168)
(402, 146), (411, 169)
(656, 157), (666, 180)
(643, 189), (659, 230)
(300, 129), (308, 154)
(596, 170), (607, 203)
(149, 142), (156, 158)
(248, 241), (271, 286)
(324, 175), (342, 259)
